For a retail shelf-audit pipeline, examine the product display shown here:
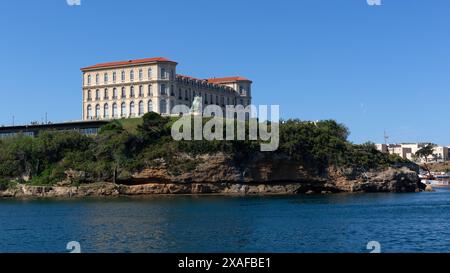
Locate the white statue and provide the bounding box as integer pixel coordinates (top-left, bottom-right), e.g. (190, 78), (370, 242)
(190, 96), (202, 115)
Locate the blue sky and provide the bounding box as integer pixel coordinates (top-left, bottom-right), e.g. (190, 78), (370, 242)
(1, 0), (450, 144)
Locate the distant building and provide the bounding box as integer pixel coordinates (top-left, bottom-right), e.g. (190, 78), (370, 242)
(432, 146), (448, 162)
(80, 57), (252, 120)
(375, 144), (388, 153)
(388, 144), (412, 159)
(376, 142), (449, 163)
(0, 120), (110, 139)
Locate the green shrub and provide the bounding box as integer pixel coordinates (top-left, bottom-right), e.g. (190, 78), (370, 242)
(0, 178), (11, 191)
(30, 165), (66, 186)
(0, 113), (410, 185)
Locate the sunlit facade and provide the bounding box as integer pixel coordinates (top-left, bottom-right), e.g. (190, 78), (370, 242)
(81, 57), (252, 120)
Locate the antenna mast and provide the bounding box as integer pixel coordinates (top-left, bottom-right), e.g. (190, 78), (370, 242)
(384, 130), (389, 146)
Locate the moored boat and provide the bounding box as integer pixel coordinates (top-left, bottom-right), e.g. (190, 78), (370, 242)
(420, 172), (450, 187)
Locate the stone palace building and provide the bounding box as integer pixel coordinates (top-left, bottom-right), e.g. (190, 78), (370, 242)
(81, 57), (252, 120)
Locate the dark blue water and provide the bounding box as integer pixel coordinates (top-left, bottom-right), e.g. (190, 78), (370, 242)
(1, 189), (450, 253)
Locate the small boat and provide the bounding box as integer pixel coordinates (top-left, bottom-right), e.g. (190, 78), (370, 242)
(422, 179), (450, 187)
(421, 173), (450, 187)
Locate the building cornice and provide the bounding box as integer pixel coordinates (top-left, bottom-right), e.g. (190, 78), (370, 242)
(81, 57), (177, 72)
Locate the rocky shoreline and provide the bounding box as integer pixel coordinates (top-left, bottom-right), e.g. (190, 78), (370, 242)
(0, 168), (424, 198)
(0, 153), (425, 198)
(0, 182), (318, 198)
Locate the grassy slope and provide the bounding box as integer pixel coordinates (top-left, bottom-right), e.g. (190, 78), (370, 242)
(117, 118), (143, 133)
(116, 115), (259, 134)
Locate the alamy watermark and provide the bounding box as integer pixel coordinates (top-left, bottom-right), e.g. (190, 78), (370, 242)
(64, 240), (379, 253)
(367, 241), (381, 253)
(66, 241), (81, 253)
(66, 0), (81, 6)
(367, 0), (382, 6)
(170, 103), (280, 152)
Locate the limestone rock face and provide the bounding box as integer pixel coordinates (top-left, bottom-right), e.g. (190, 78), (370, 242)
(425, 185), (434, 192)
(334, 167), (422, 193)
(127, 153), (423, 194)
(0, 153), (423, 198)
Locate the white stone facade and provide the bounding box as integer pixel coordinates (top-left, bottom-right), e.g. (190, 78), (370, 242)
(81, 57), (252, 120)
(376, 143), (449, 163)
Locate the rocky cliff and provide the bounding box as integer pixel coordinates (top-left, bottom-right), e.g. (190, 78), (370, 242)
(0, 153), (423, 198)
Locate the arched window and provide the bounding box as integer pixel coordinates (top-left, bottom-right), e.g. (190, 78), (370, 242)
(95, 89), (100, 100)
(161, 68), (166, 79)
(138, 101), (144, 116)
(130, 70), (134, 81)
(160, 84), (166, 95)
(95, 104), (100, 118)
(130, 86), (135, 98)
(121, 87), (126, 98)
(130, 101), (135, 116)
(121, 70), (125, 82)
(113, 88), (117, 99)
(87, 75), (91, 86)
(160, 99), (167, 114)
(104, 104), (109, 118)
(95, 74), (99, 84)
(148, 84), (153, 96)
(121, 102), (127, 117)
(87, 90), (92, 101)
(148, 100), (153, 112)
(104, 73), (108, 84)
(185, 90), (188, 100)
(139, 86), (144, 97)
(87, 105), (92, 119)
(139, 69), (143, 81)
(104, 88), (109, 100)
(148, 68), (152, 79)
(178, 88), (182, 100)
(112, 103), (118, 118)
(112, 72), (117, 82)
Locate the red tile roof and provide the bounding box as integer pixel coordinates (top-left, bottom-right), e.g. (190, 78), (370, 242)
(207, 76), (252, 84)
(81, 57), (177, 70)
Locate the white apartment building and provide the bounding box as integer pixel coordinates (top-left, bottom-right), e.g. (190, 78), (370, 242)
(375, 144), (388, 153)
(80, 57), (252, 120)
(376, 143), (449, 163)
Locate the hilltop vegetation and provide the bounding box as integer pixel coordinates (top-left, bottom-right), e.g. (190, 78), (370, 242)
(0, 113), (408, 187)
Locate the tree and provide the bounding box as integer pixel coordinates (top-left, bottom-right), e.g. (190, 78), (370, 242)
(416, 144), (435, 163)
(137, 112), (170, 143)
(99, 120), (124, 134)
(97, 121), (133, 183)
(415, 144), (435, 176)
